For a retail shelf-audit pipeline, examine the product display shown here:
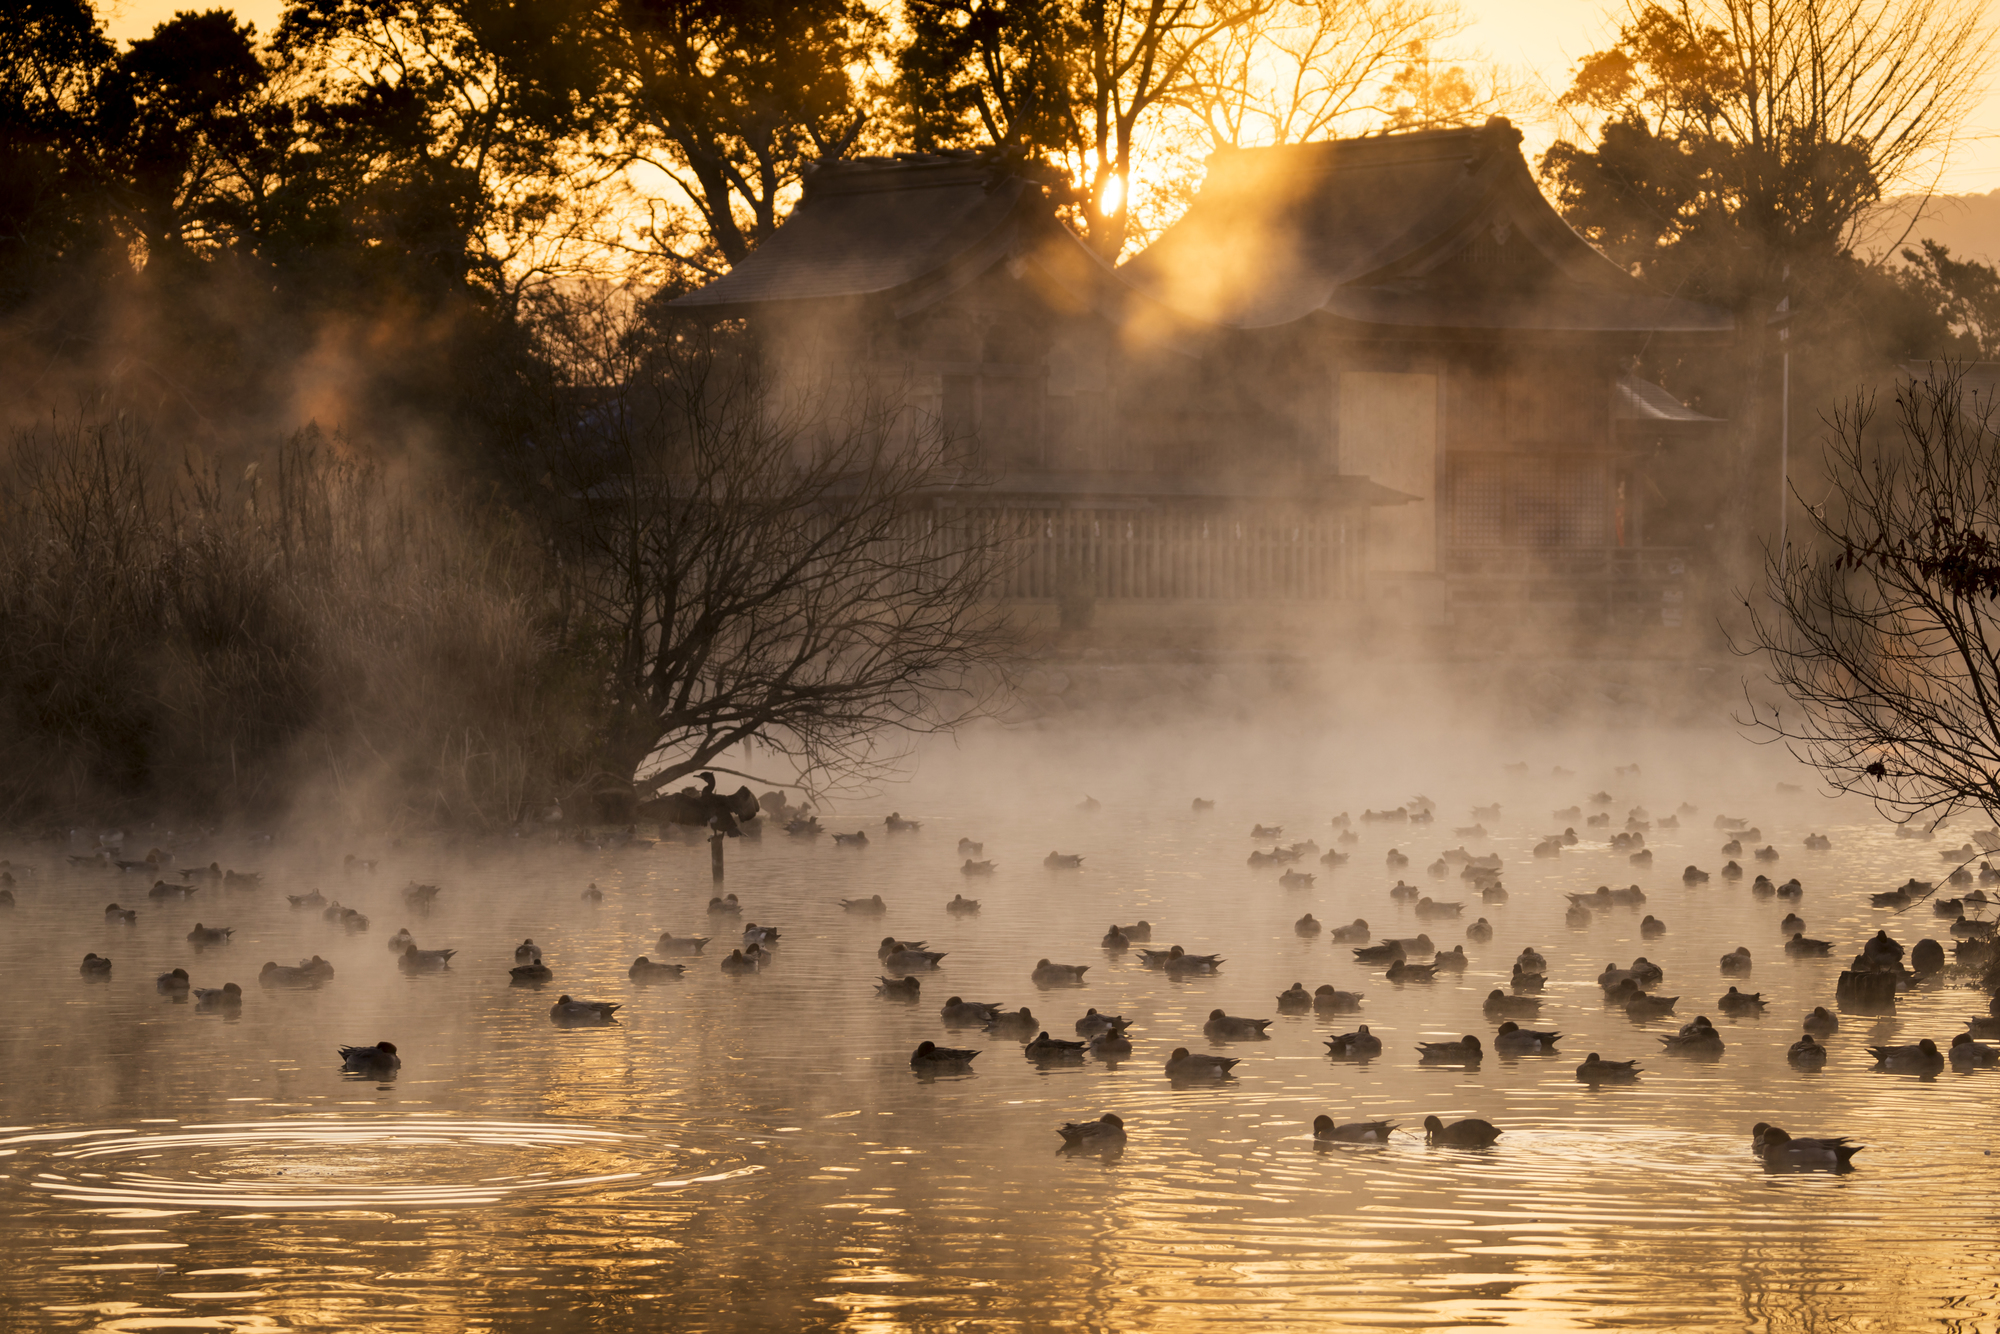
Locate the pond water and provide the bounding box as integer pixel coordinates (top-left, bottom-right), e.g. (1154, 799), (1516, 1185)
(3, 719), (1999, 1332)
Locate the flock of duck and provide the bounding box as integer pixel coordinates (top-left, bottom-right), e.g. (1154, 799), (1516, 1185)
(18, 774), (2000, 1170)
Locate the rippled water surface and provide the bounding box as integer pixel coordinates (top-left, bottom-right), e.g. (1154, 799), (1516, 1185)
(5, 721), (2000, 1332)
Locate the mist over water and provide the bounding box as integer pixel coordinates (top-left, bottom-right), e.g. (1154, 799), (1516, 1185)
(3, 708), (1999, 1331)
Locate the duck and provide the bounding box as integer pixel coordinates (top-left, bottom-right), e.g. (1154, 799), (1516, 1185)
(1431, 945), (1468, 973)
(1779, 912), (1805, 936)
(147, 880), (196, 901)
(1717, 946), (1753, 976)
(706, 894), (745, 919)
(1330, 919), (1370, 943)
(1515, 947), (1547, 976)
(1785, 932), (1832, 956)
(1869, 1037), (1945, 1073)
(1787, 1033), (1828, 1067)
(1466, 918), (1494, 943)
(654, 931), (710, 956)
(1279, 868), (1315, 889)
(259, 960), (319, 988)
(832, 831), (869, 848)
(514, 939), (543, 964)
(1506, 963), (1545, 995)
(1160, 947), (1224, 976)
(402, 882), (442, 911)
(1802, 1006), (1839, 1036)
(984, 1007), (1038, 1040)
(1804, 833), (1832, 850)
(884, 812), (921, 833)
(946, 895), (982, 916)
(1871, 886), (1911, 908)
(1324, 1025), (1383, 1057)
(1205, 1009), (1274, 1041)
(1659, 1017), (1725, 1056)
(911, 1041), (978, 1069)
(1776, 878), (1803, 899)
(1320, 847), (1351, 866)
(386, 928), (415, 953)
(1416, 1035), (1483, 1064)
(1101, 926), (1130, 951)
(1024, 1031), (1088, 1062)
(1294, 913), (1322, 938)
(1277, 983), (1313, 1013)
(399, 944), (455, 972)
(1388, 880), (1421, 902)
(179, 862), (225, 882)
(1165, 1047), (1239, 1079)
(1116, 921), (1154, 942)
(885, 945), (947, 973)
(940, 997), (1002, 1026)
(511, 961), (555, 983)
(1565, 903), (1592, 927)
(186, 923), (232, 946)
(1576, 1052), (1642, 1083)
(1044, 852), (1084, 869)
(874, 974), (921, 1000)
(338, 1041), (401, 1076)
(1057, 1113), (1126, 1149)
(743, 942), (776, 967)
(1478, 881), (1508, 904)
(741, 924), (781, 947)
(1493, 1021), (1560, 1053)
(1032, 959), (1089, 988)
(1951, 1032), (2000, 1068)
(1721, 860), (1743, 880)
(1074, 1009), (1131, 1038)
(1414, 897), (1462, 920)
(840, 895), (887, 914)
(193, 982), (243, 1011)
(1483, 990), (1540, 1020)
(719, 948), (760, 974)
(549, 995), (620, 1026)
(104, 903), (137, 924)
(1423, 1116), (1500, 1148)
(1353, 941), (1406, 965)
(1717, 986), (1767, 1015)
(1641, 915), (1667, 939)
(1756, 1125), (1862, 1170)
(1624, 990), (1679, 1020)
(1683, 865), (1711, 884)
(961, 860), (997, 875)
(957, 838), (983, 856)
(1089, 1032), (1133, 1058)
(1312, 1113), (1396, 1143)
(619, 957), (680, 983)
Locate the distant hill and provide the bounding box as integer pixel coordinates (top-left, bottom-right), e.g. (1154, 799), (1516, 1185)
(1866, 193), (2000, 267)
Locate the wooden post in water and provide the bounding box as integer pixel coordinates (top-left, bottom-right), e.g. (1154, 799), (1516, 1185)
(710, 828), (725, 883)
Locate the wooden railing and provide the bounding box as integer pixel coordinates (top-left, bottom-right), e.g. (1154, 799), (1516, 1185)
(989, 508), (1361, 601)
(1441, 545), (1692, 625)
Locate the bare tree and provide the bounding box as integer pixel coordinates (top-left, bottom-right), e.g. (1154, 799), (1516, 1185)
(523, 301), (1017, 802)
(1744, 365), (2000, 828)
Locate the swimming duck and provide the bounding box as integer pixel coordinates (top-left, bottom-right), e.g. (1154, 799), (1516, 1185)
(1205, 1009), (1274, 1040)
(1952, 1032), (2000, 1067)
(511, 961), (555, 983)
(708, 894), (743, 916)
(1044, 852), (1083, 870)
(1024, 1031), (1088, 1062)
(1079, 796), (1101, 812)
(1802, 1006), (1839, 1036)
(1779, 912), (1805, 936)
(1659, 1018), (1724, 1056)
(1075, 1009), (1131, 1038)
(339, 1041), (400, 1076)
(1869, 1037), (1944, 1073)
(1754, 845), (1780, 862)
(385, 928), (415, 953)
(1427, 945), (1465, 974)
(1416, 1035), (1483, 1064)
(1784, 932), (1832, 956)
(1310, 985), (1362, 1015)
(1564, 903), (1592, 927)
(1385, 849), (1410, 869)
(105, 903), (137, 924)
(1641, 915), (1666, 939)
(654, 931), (710, 956)
(1032, 959), (1089, 988)
(1776, 878), (1803, 899)
(1388, 880), (1421, 902)
(1719, 946), (1752, 975)
(1463, 917), (1493, 944)
(1251, 823), (1284, 839)
(399, 944), (455, 972)
(1683, 865), (1710, 884)
(1313, 1113), (1396, 1143)
(1089, 1032), (1133, 1058)
(402, 883), (442, 911)
(1386, 959), (1438, 984)
(259, 960), (317, 988)
(885, 946), (947, 973)
(1721, 839), (1743, 856)
(1277, 983), (1312, 1013)
(1057, 1113), (1126, 1149)
(1160, 947), (1224, 976)
(1624, 991), (1678, 1020)
(832, 831), (869, 848)
(1717, 986), (1766, 1015)
(947, 895), (982, 916)
(186, 923), (233, 946)
(1493, 1021), (1560, 1053)
(840, 895), (888, 914)
(1721, 861), (1743, 880)
(957, 838), (983, 856)
(911, 1040), (978, 1069)
(1330, 919), (1370, 943)
(1427, 858), (1450, 878)
(878, 937), (923, 961)
(514, 939), (543, 964)
(961, 860), (997, 876)
(884, 812), (920, 833)
(1353, 941), (1406, 965)
(1484, 990), (1540, 1020)
(148, 880), (196, 901)
(874, 974), (921, 1000)
(549, 995), (620, 1026)
(1294, 913), (1321, 938)
(1320, 848), (1350, 866)
(1165, 1047), (1239, 1079)
(1101, 926), (1130, 951)
(1804, 833), (1832, 850)
(1508, 964), (1544, 994)
(718, 948), (759, 974)
(1787, 1033), (1828, 1067)
(984, 1007), (1038, 1040)
(741, 924), (781, 947)
(1414, 897), (1462, 920)
(1279, 869), (1315, 889)
(1116, 921), (1154, 943)
(1423, 1115), (1500, 1147)
(193, 982), (242, 1011)
(1576, 1052), (1642, 1083)
(1757, 1125), (1861, 1169)
(179, 862), (224, 882)
(941, 997), (1002, 1026)
(1312, 1016), (1382, 1054)
(343, 854), (377, 875)
(329, 905), (370, 932)
(156, 966), (190, 993)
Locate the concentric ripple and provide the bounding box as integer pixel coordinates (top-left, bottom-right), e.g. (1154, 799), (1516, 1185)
(8, 1117), (663, 1209)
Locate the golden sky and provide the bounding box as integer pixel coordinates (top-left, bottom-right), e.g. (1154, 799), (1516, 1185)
(101, 0), (2000, 196)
